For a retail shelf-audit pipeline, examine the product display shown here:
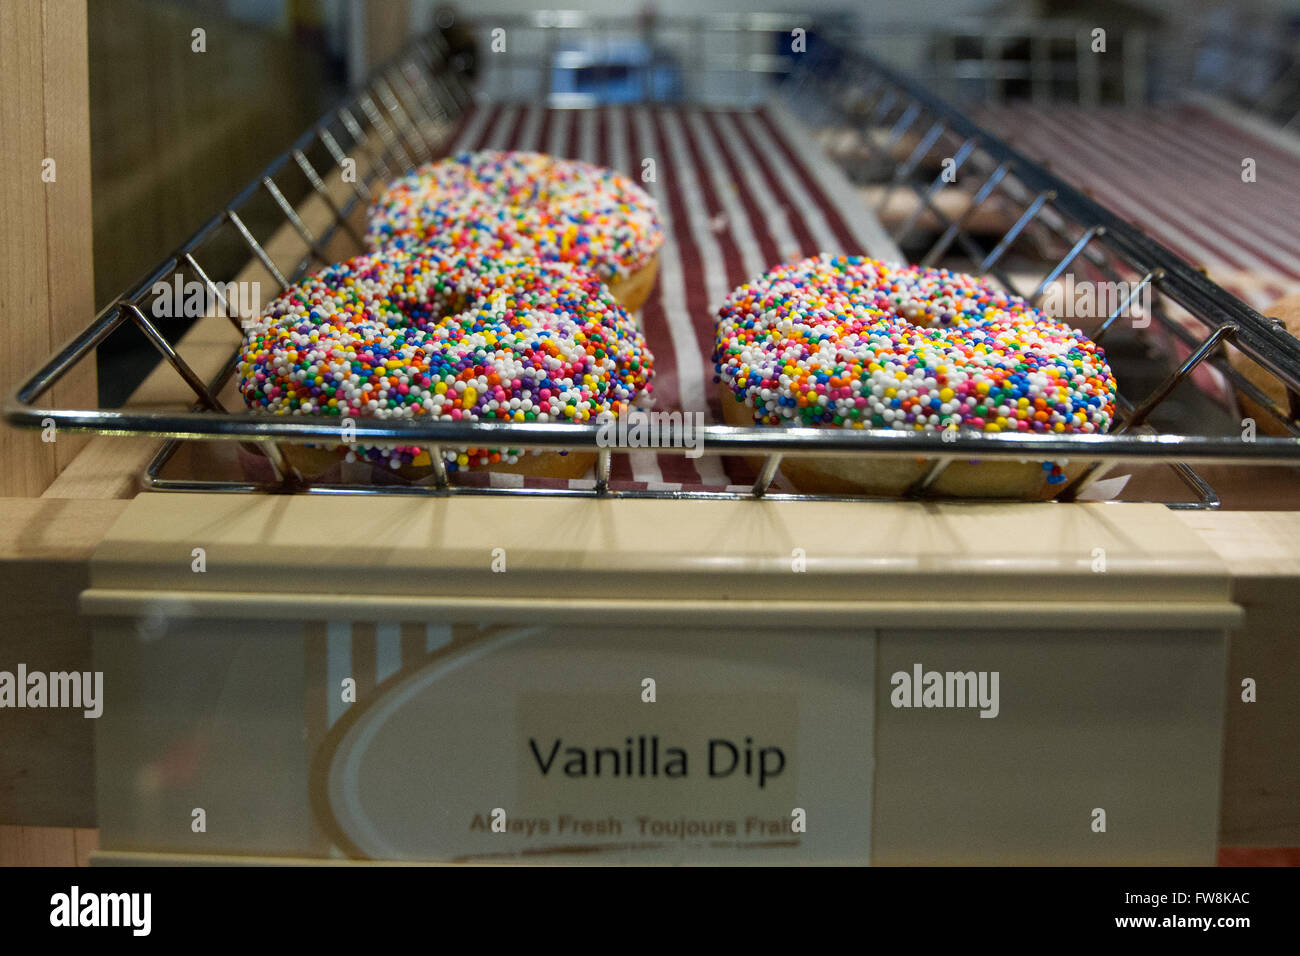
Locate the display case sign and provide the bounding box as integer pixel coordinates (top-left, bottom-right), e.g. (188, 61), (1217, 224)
(311, 624), (876, 863)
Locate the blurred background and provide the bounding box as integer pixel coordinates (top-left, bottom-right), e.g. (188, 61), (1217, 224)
(89, 0), (1300, 412)
(90, 0), (1300, 307)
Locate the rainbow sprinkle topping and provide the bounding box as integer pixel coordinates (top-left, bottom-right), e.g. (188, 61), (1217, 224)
(713, 255), (1117, 480)
(238, 246), (654, 471)
(366, 149), (663, 284)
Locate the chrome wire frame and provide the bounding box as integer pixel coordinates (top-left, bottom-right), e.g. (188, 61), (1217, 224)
(6, 25), (1300, 510)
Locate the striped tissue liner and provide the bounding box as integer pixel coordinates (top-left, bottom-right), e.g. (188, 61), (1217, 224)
(429, 104), (882, 492)
(980, 102), (1300, 404)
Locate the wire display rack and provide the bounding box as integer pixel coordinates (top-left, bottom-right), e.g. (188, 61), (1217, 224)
(7, 21), (1300, 509)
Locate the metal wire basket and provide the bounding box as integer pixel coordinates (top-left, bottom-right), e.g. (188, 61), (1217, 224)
(7, 20), (1300, 509)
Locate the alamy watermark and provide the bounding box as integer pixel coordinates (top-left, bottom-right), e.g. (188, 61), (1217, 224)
(0, 664), (102, 718)
(890, 662), (1000, 718)
(1040, 273), (1151, 328)
(595, 409), (705, 458)
(50, 886), (150, 936)
(151, 273), (262, 326)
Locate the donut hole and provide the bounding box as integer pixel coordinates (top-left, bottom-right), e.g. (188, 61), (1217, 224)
(714, 255), (1117, 499)
(240, 249), (654, 479)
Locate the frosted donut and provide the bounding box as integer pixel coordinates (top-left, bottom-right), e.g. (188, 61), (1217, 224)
(365, 150), (663, 311)
(1229, 291), (1300, 437)
(713, 254), (1118, 498)
(238, 245), (654, 479)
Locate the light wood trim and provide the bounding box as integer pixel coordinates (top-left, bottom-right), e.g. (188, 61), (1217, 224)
(85, 495), (1236, 606)
(0, 825), (97, 866)
(41, 0), (96, 475)
(0, 495), (128, 559)
(0, 0), (96, 498)
(80, 590), (1244, 630)
(1, 0), (54, 498)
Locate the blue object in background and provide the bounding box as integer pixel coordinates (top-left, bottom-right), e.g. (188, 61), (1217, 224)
(549, 38), (683, 105)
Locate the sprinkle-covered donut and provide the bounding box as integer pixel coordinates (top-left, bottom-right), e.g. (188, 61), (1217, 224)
(713, 254), (1118, 497)
(238, 245), (654, 474)
(365, 150), (663, 297)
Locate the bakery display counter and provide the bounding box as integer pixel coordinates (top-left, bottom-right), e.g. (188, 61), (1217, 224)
(80, 494), (1237, 864)
(5, 26), (1300, 866)
(5, 493), (1298, 863)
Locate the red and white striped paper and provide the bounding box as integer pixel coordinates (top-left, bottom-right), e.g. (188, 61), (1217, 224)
(428, 103), (895, 493)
